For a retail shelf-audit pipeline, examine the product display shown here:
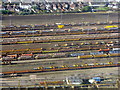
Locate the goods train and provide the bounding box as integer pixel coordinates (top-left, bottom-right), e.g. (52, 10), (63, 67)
(1, 26), (119, 38)
(1, 34), (120, 45)
(1, 40), (119, 55)
(1, 48), (120, 65)
(2, 62), (120, 75)
(2, 21), (119, 31)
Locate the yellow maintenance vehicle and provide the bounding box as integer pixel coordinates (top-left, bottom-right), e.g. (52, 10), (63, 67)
(56, 23), (65, 29)
(104, 25), (118, 29)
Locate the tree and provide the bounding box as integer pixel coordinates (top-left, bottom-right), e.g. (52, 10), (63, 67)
(81, 6), (92, 12)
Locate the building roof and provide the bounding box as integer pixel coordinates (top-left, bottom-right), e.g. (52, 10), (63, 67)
(3, 0), (115, 3)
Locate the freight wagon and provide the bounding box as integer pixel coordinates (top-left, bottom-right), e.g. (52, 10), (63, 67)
(40, 81), (64, 85)
(78, 55), (93, 59)
(2, 25), (17, 31)
(35, 54), (51, 59)
(17, 54), (33, 60)
(19, 25), (32, 30)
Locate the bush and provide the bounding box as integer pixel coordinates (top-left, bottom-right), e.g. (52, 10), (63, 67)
(96, 7), (109, 11)
(1, 10), (14, 15)
(19, 12), (29, 15)
(81, 6), (92, 12)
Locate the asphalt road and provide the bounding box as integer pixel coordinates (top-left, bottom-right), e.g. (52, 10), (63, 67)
(1, 67), (119, 86)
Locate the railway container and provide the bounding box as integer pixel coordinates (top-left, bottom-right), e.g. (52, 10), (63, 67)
(54, 44), (60, 47)
(33, 40), (49, 43)
(72, 64), (79, 67)
(7, 54), (17, 59)
(90, 52), (103, 55)
(1, 61), (11, 65)
(99, 22), (108, 25)
(19, 25), (32, 29)
(78, 55), (93, 59)
(68, 29), (81, 32)
(41, 30), (53, 33)
(81, 63), (88, 66)
(87, 63), (94, 66)
(34, 25), (45, 29)
(10, 31), (25, 35)
(89, 23), (96, 25)
(109, 50), (120, 54)
(41, 33), (56, 36)
(83, 29), (92, 31)
(59, 48), (75, 52)
(17, 41), (33, 44)
(7, 54), (17, 57)
(2, 25), (17, 30)
(112, 48), (120, 51)
(18, 56), (33, 60)
(93, 54), (108, 58)
(52, 53), (67, 58)
(108, 53), (120, 57)
(0, 32), (8, 35)
(0, 32), (10, 38)
(1, 57), (15, 61)
(21, 54), (33, 56)
(64, 43), (70, 46)
(35, 54), (51, 59)
(33, 67), (44, 70)
(42, 50), (58, 53)
(13, 49), (28, 53)
(70, 53), (84, 57)
(65, 38), (80, 41)
(108, 27), (118, 30)
(97, 28), (106, 31)
(28, 48), (43, 51)
(50, 39), (65, 42)
(54, 29), (67, 33)
(107, 61), (113, 64)
(25, 31), (39, 34)
(98, 49), (110, 52)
